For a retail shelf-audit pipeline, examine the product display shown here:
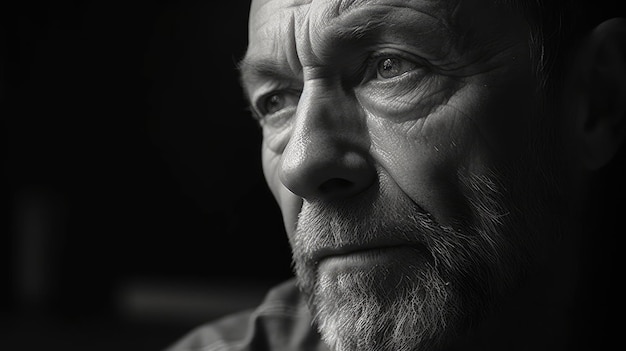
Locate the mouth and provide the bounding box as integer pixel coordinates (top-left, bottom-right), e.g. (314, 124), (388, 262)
(311, 244), (430, 279)
(313, 242), (428, 266)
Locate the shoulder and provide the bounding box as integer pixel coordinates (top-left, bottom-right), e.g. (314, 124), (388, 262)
(164, 278), (329, 351)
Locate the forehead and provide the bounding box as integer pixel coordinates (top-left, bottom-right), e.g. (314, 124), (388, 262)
(247, 0), (515, 36)
(248, 0), (452, 39)
(243, 0), (529, 87)
(246, 0), (526, 53)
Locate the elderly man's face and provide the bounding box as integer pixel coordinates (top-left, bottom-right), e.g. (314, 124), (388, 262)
(241, 0), (565, 350)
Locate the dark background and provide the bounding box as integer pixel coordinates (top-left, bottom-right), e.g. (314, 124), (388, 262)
(2, 1), (293, 350)
(2, 1), (626, 351)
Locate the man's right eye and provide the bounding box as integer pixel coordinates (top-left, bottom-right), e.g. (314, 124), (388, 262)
(256, 90), (300, 118)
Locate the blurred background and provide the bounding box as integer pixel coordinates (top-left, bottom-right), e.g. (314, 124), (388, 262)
(2, 1), (294, 350)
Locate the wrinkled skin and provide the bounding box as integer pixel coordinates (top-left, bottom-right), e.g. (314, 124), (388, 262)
(239, 0), (577, 350)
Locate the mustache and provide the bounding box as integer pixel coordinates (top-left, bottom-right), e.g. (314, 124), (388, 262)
(292, 186), (446, 266)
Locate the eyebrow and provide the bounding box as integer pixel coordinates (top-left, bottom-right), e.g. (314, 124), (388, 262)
(238, 57), (292, 84)
(331, 6), (449, 57)
(237, 56), (296, 104)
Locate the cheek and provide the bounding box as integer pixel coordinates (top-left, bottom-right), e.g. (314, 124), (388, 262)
(368, 100), (487, 227)
(261, 146), (281, 199)
(261, 145), (302, 237)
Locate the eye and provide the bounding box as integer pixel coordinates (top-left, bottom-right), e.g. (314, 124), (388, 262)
(264, 94), (286, 114)
(376, 56), (418, 79)
(256, 90), (300, 118)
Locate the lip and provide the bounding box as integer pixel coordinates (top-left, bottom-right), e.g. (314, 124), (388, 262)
(312, 241), (426, 265)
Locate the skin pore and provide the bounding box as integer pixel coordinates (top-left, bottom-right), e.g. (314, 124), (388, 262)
(239, 0), (594, 350)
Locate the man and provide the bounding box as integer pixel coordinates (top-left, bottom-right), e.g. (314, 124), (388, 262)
(167, 0), (625, 350)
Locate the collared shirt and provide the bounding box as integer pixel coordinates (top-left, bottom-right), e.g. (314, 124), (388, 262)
(165, 279), (331, 351)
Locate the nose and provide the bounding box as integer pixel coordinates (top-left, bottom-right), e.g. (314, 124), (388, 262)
(279, 81), (376, 201)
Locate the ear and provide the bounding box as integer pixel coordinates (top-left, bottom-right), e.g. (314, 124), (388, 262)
(566, 18), (626, 171)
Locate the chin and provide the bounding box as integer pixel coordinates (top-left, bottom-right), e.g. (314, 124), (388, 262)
(308, 251), (461, 351)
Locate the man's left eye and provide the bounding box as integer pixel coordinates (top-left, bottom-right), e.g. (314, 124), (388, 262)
(376, 57), (418, 79)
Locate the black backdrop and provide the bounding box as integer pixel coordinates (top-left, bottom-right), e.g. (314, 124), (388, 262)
(2, 1), (292, 349)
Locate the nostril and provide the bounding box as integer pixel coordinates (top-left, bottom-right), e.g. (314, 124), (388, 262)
(318, 178), (354, 194)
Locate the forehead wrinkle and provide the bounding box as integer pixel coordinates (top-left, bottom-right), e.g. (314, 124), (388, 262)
(302, 1), (455, 67)
(331, 4), (445, 40)
(249, 0), (312, 36)
(284, 11), (304, 77)
(290, 0), (371, 68)
(246, 1), (309, 82)
(334, 0), (457, 23)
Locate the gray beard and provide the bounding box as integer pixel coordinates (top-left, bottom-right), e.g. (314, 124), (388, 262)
(312, 248), (452, 351)
(291, 170), (548, 351)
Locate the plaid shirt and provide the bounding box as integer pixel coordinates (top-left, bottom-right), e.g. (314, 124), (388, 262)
(165, 279), (330, 351)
